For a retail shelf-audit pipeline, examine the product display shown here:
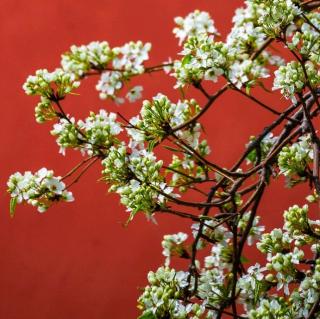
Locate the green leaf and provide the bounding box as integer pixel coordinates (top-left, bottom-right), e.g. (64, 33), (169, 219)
(246, 149), (257, 163)
(163, 145), (181, 153)
(10, 197), (17, 218)
(181, 54), (192, 66)
(245, 84), (251, 96)
(148, 140), (157, 152)
(240, 255), (250, 263)
(138, 311), (157, 319)
(125, 211), (138, 226)
(254, 280), (262, 304)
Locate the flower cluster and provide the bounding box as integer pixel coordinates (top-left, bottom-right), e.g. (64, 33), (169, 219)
(61, 40), (150, 103)
(278, 134), (313, 185)
(77, 110), (122, 155)
(61, 41), (114, 76)
(284, 204), (320, 244)
(34, 97), (56, 124)
(228, 59), (269, 89)
(192, 219), (234, 271)
(172, 35), (229, 88)
(51, 117), (81, 155)
(227, 1), (266, 55)
(254, 0), (302, 38)
(127, 94), (202, 147)
(7, 168), (74, 213)
(192, 219), (232, 250)
(257, 228), (292, 255)
(237, 263), (267, 308)
(96, 41), (151, 101)
(51, 110), (122, 156)
(197, 268), (228, 310)
(265, 247), (304, 295)
(171, 3), (284, 90)
(273, 61), (320, 101)
(161, 232), (188, 266)
(95, 71), (123, 101)
(248, 297), (294, 319)
(137, 267), (189, 319)
(23, 68), (80, 99)
(287, 12), (320, 63)
(102, 145), (175, 218)
(173, 10), (217, 45)
(113, 41), (151, 73)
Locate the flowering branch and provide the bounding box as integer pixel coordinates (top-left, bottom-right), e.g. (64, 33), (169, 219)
(8, 1), (320, 318)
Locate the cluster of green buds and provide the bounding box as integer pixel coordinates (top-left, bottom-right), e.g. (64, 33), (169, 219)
(266, 246), (304, 273)
(51, 117), (82, 156)
(257, 228), (292, 255)
(34, 97), (56, 124)
(77, 110), (122, 156)
(248, 297), (294, 319)
(116, 181), (165, 220)
(23, 68), (80, 100)
(101, 144), (130, 184)
(50, 110), (123, 156)
(131, 94), (201, 146)
(288, 12), (320, 62)
(284, 204), (310, 237)
(278, 134), (313, 185)
(284, 204), (320, 243)
(7, 168), (74, 214)
(102, 145), (175, 218)
(254, 0), (302, 38)
(273, 61), (320, 101)
(137, 267), (189, 319)
(265, 247), (304, 295)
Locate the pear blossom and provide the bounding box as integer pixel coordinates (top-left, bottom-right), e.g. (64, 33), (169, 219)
(126, 85), (143, 102)
(173, 10), (217, 45)
(7, 168), (74, 213)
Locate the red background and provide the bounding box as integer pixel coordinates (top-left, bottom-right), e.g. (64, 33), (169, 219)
(0, 1), (313, 318)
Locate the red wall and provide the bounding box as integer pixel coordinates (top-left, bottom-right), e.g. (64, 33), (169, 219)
(0, 1), (312, 318)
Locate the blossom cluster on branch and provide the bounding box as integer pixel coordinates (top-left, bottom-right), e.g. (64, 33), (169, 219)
(8, 0), (320, 318)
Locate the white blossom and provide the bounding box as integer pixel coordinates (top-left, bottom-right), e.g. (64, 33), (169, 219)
(173, 10), (217, 45)
(126, 85), (143, 102)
